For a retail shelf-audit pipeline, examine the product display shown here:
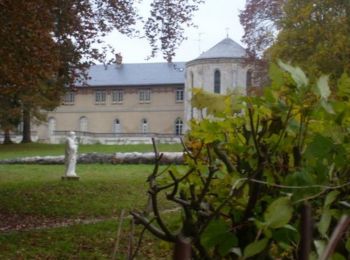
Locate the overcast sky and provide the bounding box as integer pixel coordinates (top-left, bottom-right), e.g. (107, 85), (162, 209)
(104, 0), (246, 63)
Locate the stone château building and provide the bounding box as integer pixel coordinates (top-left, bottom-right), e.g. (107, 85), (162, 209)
(30, 37), (251, 144)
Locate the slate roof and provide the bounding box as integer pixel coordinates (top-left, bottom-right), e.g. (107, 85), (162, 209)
(194, 38), (246, 60)
(78, 62), (185, 87)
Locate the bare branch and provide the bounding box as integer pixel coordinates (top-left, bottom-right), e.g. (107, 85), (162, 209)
(320, 215), (350, 260)
(130, 211), (175, 242)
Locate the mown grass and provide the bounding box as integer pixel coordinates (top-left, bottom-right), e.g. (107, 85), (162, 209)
(0, 164), (180, 259)
(0, 164), (175, 218)
(0, 142), (183, 160)
(0, 220), (173, 259)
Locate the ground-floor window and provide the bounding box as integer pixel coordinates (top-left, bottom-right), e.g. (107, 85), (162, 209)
(141, 118), (148, 133)
(175, 118), (183, 135)
(79, 116), (88, 132)
(113, 119), (121, 133)
(48, 117), (56, 136)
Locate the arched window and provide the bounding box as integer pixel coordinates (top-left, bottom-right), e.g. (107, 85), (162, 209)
(175, 118), (183, 135)
(79, 116), (88, 132)
(48, 117), (56, 136)
(214, 70), (221, 94)
(246, 70), (253, 88)
(141, 118), (148, 134)
(190, 71), (194, 88)
(113, 119), (121, 133)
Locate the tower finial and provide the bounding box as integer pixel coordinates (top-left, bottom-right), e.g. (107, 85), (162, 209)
(196, 32), (204, 55)
(225, 27), (230, 38)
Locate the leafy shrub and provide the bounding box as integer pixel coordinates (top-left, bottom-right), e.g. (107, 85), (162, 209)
(132, 62), (350, 259)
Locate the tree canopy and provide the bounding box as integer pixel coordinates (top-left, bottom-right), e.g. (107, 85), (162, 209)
(240, 0), (350, 85)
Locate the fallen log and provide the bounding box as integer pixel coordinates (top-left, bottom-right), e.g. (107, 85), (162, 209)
(0, 152), (184, 165)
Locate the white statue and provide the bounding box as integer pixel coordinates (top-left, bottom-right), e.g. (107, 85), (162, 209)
(64, 131), (78, 177)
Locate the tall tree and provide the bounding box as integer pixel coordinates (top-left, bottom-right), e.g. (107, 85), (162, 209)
(239, 0), (284, 60)
(0, 90), (21, 144)
(268, 0), (350, 83)
(240, 0), (350, 86)
(144, 0), (204, 62)
(0, 0), (60, 143)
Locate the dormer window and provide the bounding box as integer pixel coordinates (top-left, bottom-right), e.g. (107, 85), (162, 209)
(214, 70), (221, 94)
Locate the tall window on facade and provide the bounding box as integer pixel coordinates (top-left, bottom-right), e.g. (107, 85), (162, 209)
(176, 88), (184, 102)
(48, 117), (56, 136)
(141, 118), (148, 133)
(113, 119), (121, 133)
(95, 90), (106, 104)
(190, 71), (194, 119)
(139, 89), (151, 103)
(112, 89), (123, 103)
(214, 70), (221, 94)
(190, 71), (194, 88)
(175, 118), (183, 135)
(63, 92), (75, 105)
(79, 116), (88, 132)
(246, 70), (253, 88)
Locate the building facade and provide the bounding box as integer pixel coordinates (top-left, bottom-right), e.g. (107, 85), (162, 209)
(30, 37), (250, 144)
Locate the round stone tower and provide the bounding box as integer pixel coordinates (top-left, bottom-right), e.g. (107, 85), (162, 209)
(184, 37), (250, 124)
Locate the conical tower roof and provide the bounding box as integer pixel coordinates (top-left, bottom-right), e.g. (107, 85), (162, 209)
(194, 38), (246, 60)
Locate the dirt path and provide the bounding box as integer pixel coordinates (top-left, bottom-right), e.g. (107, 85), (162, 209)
(0, 213), (117, 232)
(0, 208), (180, 233)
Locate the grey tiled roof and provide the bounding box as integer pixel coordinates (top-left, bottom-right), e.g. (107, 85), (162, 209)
(79, 62), (185, 87)
(194, 38), (246, 60)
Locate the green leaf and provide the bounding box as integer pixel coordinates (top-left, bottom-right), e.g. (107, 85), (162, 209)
(278, 60), (308, 88)
(321, 99), (335, 114)
(317, 75), (331, 100)
(331, 253), (346, 260)
(318, 209), (332, 236)
(264, 197), (293, 229)
(305, 134), (334, 159)
(201, 219), (237, 255)
(191, 88), (230, 116)
(337, 72), (350, 98)
(269, 63), (285, 89)
(218, 235), (238, 256)
(324, 191), (340, 208)
(318, 191), (340, 236)
(272, 226), (298, 246)
(314, 240), (326, 257)
(243, 238), (269, 258)
(345, 237), (350, 252)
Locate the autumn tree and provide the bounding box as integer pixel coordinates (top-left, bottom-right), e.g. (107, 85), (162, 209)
(268, 0), (350, 83)
(239, 0), (283, 60)
(0, 0), (60, 143)
(144, 0), (204, 62)
(240, 0), (350, 86)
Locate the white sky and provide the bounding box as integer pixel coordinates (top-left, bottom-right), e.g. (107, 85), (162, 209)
(104, 0), (246, 63)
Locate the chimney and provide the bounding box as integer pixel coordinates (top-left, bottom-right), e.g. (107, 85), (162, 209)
(115, 53), (123, 66)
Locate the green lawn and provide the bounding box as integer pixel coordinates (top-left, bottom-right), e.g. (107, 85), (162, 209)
(0, 220), (173, 259)
(0, 164), (179, 259)
(0, 143), (183, 160)
(0, 164), (175, 218)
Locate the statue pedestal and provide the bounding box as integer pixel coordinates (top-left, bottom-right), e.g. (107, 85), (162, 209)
(61, 176), (80, 181)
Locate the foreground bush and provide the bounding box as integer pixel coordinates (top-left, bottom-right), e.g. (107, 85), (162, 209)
(131, 62), (350, 259)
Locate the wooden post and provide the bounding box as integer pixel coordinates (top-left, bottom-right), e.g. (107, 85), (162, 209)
(298, 203), (312, 260)
(173, 235), (191, 260)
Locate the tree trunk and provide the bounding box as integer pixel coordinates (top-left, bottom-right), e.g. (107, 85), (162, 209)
(21, 109), (32, 143)
(3, 128), (13, 144)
